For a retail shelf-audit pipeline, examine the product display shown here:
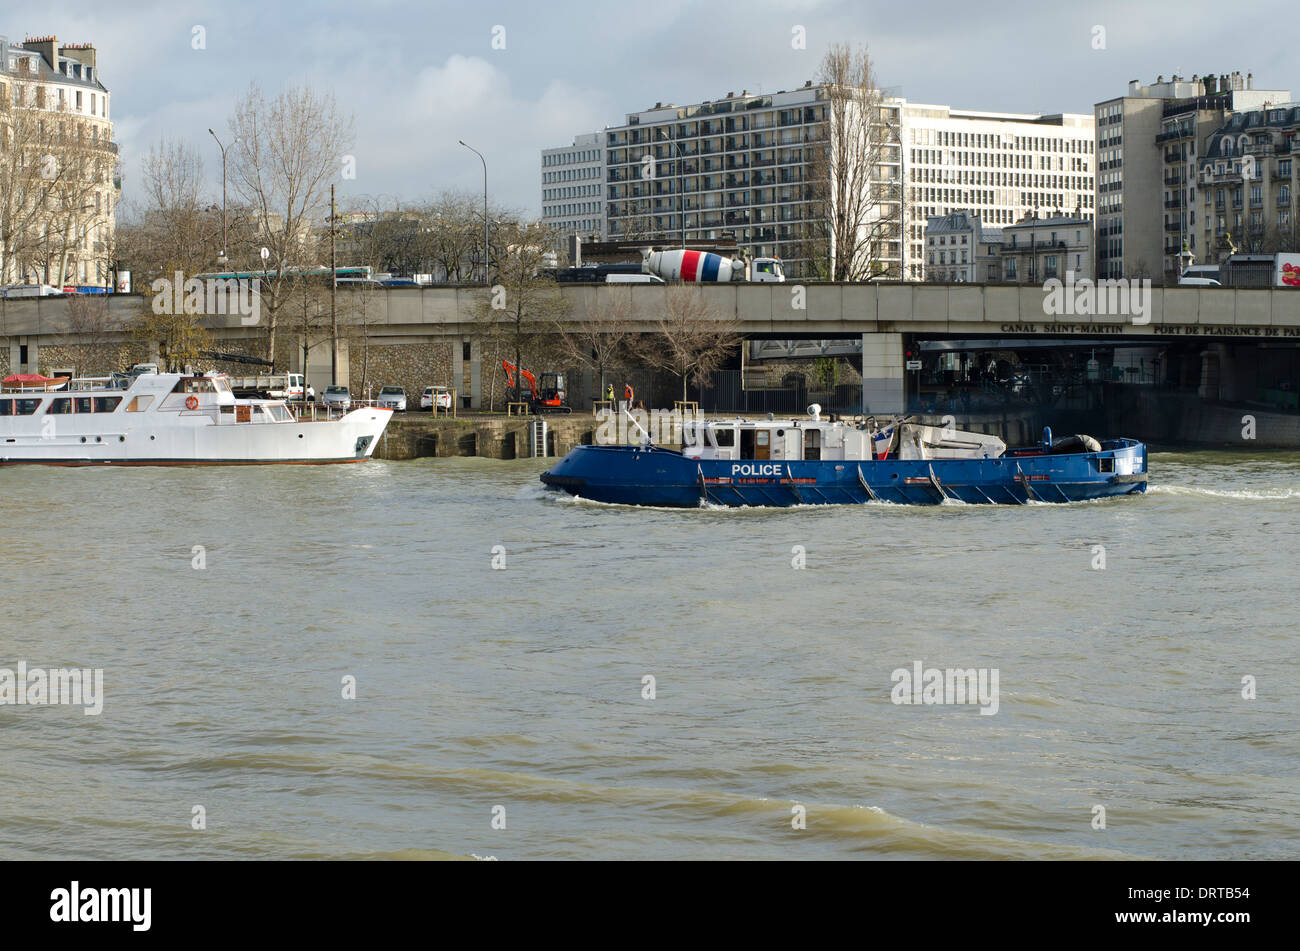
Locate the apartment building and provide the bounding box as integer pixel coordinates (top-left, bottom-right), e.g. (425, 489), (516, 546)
(541, 132), (605, 238)
(1198, 103), (1300, 263)
(0, 34), (117, 288)
(1095, 71), (1288, 282)
(925, 209), (1092, 283)
(571, 82), (1093, 280)
(600, 83), (893, 277)
(923, 210), (997, 282)
(999, 214), (1093, 283)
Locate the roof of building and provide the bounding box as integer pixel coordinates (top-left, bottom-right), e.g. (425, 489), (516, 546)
(0, 35), (107, 92)
(1005, 215), (1091, 229)
(1202, 103), (1300, 159)
(925, 210), (979, 235)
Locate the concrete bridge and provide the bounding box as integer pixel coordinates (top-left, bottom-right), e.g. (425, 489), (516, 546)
(4, 282), (1299, 412)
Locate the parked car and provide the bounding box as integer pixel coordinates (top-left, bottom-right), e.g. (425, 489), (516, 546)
(420, 385), (453, 411)
(377, 386), (407, 411)
(322, 384), (352, 410)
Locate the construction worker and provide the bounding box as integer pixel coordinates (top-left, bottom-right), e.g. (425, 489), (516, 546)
(624, 383), (634, 411)
(605, 383), (615, 407)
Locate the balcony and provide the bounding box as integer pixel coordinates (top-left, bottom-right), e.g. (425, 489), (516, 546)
(1164, 221), (1183, 232)
(1163, 173), (1186, 186)
(1274, 168), (1293, 180)
(1278, 194), (1293, 208)
(1155, 128), (1193, 144)
(1164, 197), (1185, 209)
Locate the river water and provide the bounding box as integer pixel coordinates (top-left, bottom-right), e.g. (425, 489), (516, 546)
(1, 450), (1297, 860)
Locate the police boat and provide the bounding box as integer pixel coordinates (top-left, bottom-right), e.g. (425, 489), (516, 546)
(539, 405), (1148, 507)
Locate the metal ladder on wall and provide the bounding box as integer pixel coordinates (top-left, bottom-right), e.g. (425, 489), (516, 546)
(529, 418), (549, 458)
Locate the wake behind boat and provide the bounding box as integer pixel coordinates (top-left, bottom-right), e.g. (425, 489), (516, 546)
(540, 406), (1148, 507)
(0, 369), (391, 466)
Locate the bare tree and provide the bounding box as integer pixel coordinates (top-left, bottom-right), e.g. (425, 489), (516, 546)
(63, 293), (122, 374)
(227, 82), (354, 365)
(553, 288), (638, 400)
(116, 139), (220, 287)
(801, 43), (903, 281)
(471, 220), (570, 409)
(638, 286), (740, 403)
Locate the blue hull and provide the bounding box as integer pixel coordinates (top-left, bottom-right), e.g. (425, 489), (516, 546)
(540, 440), (1148, 507)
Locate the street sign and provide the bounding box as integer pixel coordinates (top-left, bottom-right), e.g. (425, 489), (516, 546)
(905, 360), (922, 370)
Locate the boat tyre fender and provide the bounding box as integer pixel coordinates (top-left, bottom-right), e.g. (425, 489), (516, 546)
(1050, 434), (1101, 454)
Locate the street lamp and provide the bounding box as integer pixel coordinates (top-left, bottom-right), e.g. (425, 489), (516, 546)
(657, 129), (687, 249)
(459, 140), (489, 284)
(209, 129), (239, 266)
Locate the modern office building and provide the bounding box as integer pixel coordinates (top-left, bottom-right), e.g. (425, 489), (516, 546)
(901, 104), (1095, 280)
(0, 34), (117, 288)
(1094, 72), (1288, 282)
(541, 132), (605, 239)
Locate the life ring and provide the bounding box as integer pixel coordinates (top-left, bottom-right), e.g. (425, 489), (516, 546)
(185, 395), (199, 410)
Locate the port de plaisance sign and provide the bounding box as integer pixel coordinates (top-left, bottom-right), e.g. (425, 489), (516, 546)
(999, 322), (1300, 337)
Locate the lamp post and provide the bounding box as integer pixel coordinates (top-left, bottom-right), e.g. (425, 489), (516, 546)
(459, 140), (489, 284)
(657, 129), (687, 248)
(208, 129), (238, 266)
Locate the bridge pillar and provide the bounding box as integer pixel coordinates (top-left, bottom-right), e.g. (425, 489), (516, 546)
(861, 332), (904, 414)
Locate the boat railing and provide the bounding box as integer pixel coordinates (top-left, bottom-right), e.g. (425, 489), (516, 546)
(290, 402), (354, 422)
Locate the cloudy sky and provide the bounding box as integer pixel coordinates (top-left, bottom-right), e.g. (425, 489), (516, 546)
(5, 0), (1297, 216)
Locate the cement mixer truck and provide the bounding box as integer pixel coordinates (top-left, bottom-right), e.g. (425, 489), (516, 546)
(642, 248), (785, 283)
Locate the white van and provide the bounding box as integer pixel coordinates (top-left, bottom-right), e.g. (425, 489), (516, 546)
(605, 273), (666, 284)
(1178, 276), (1222, 286)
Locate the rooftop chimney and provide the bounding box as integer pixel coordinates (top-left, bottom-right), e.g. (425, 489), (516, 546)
(22, 35), (58, 71)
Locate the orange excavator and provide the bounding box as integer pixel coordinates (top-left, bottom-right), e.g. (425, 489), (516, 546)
(502, 360), (571, 414)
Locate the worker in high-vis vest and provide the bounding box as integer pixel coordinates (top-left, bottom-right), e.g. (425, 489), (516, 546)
(624, 383), (634, 411)
(605, 383), (615, 406)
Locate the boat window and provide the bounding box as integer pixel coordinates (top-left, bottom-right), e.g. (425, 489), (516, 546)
(175, 378), (217, 394)
(711, 427), (735, 447)
(75, 397), (94, 414)
(220, 404), (234, 414)
(213, 379), (231, 394)
(14, 398), (40, 415)
(268, 404), (293, 422)
(125, 395), (153, 412)
(94, 396), (122, 413)
(0, 399), (10, 416)
(48, 397), (73, 414)
(804, 429), (821, 461)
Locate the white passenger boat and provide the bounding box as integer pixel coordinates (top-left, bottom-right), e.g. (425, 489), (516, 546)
(0, 370), (392, 466)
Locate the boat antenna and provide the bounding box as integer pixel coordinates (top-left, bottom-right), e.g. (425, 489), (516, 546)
(623, 403), (653, 446)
